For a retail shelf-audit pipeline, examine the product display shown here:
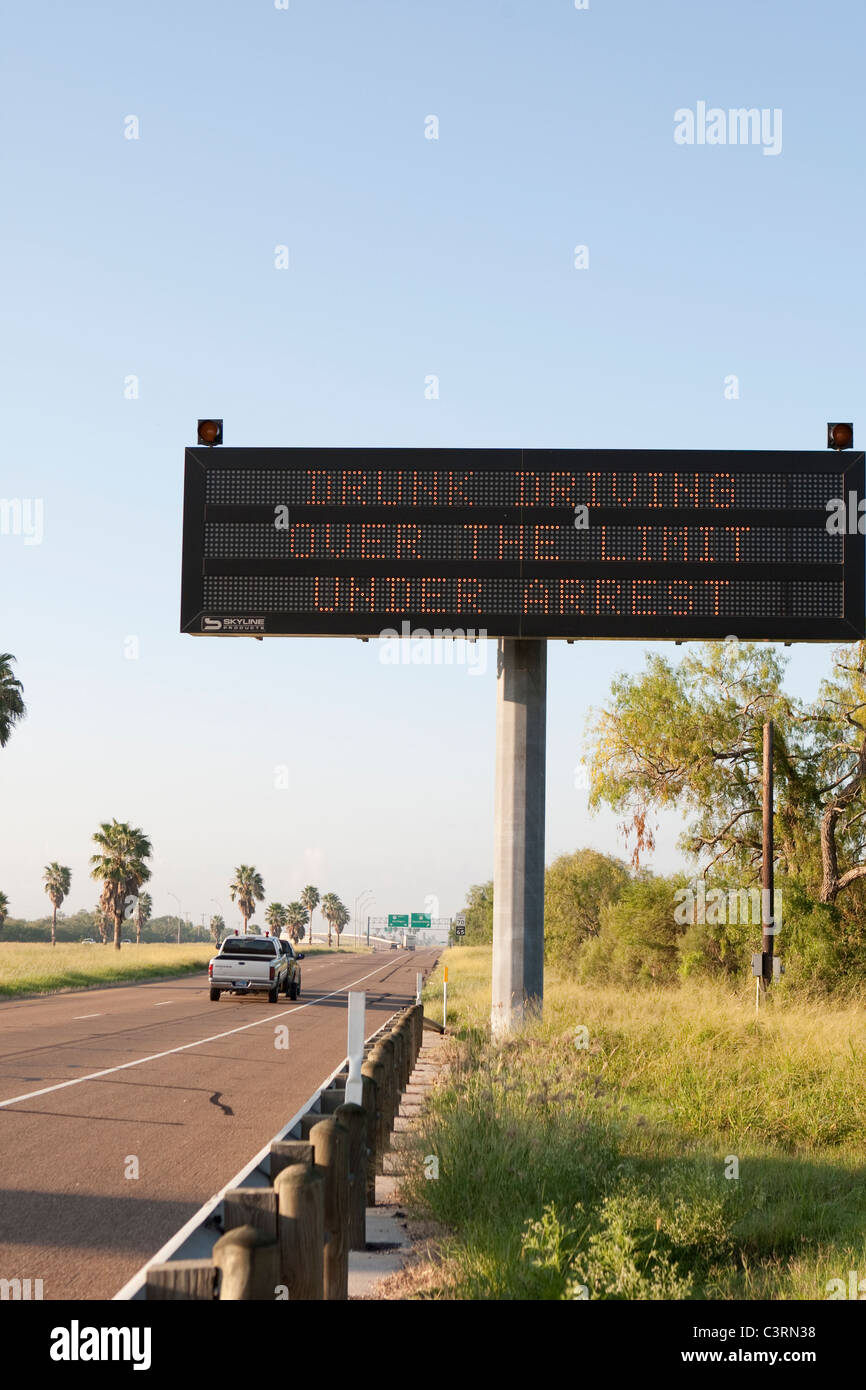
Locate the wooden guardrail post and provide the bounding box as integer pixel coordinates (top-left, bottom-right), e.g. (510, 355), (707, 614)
(359, 1067), (379, 1203)
(213, 1225), (281, 1300)
(405, 1007), (419, 1070)
(274, 1162), (324, 1300)
(376, 1034), (397, 1140)
(308, 1117), (350, 1300)
(335, 1101), (367, 1251)
(145, 1260), (216, 1300)
(222, 1186), (277, 1242)
(391, 1025), (405, 1099)
(269, 1139), (314, 1182)
(395, 1017), (412, 1088)
(365, 1045), (388, 1173)
(320, 1087), (347, 1115)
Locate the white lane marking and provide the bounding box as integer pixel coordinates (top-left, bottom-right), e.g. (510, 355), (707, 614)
(0, 955), (414, 1110)
(153, 1001), (175, 1007)
(72, 1014), (102, 1020)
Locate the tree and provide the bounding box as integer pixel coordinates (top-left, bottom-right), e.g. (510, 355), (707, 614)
(459, 882), (494, 945)
(544, 850), (630, 972)
(808, 644), (866, 902)
(89, 820), (153, 951)
(285, 901), (309, 943)
(300, 885), (320, 943)
(230, 866), (265, 932)
(320, 892), (341, 948)
(265, 902), (288, 936)
(0, 654), (26, 748)
(582, 876), (688, 986)
(209, 913), (225, 945)
(333, 901), (350, 949)
(134, 891), (152, 945)
(585, 641), (804, 875)
(586, 639), (866, 916)
(0, 890), (8, 934)
(93, 901), (111, 944)
(43, 863), (72, 948)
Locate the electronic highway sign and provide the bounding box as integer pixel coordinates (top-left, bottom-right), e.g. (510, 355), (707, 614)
(180, 448), (865, 640)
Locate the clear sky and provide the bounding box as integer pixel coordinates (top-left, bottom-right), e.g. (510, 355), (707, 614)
(1, 0), (863, 926)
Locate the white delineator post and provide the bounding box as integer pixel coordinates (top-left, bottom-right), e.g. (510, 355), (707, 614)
(492, 638), (547, 1035)
(345, 991), (365, 1106)
(416, 971), (423, 1004)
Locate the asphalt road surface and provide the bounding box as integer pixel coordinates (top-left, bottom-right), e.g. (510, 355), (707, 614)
(0, 947), (439, 1300)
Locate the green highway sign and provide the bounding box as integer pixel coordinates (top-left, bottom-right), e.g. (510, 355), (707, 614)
(411, 913), (432, 929)
(388, 914), (409, 930)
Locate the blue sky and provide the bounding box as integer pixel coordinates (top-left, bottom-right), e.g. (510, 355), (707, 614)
(1, 0), (863, 924)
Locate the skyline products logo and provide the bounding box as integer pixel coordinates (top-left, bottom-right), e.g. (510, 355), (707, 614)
(201, 616), (266, 633)
(674, 102), (782, 156)
(50, 1321), (152, 1371)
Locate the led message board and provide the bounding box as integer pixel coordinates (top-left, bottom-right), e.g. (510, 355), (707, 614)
(180, 448), (865, 640)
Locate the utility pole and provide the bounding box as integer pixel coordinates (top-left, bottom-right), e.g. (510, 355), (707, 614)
(491, 639), (547, 1034)
(761, 720), (774, 992)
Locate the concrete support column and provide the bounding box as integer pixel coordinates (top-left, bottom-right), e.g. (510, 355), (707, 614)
(491, 638), (546, 1034)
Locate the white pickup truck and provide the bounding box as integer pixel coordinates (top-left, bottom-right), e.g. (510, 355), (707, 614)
(209, 934), (301, 1003)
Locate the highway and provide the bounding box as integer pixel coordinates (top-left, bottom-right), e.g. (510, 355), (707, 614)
(0, 947), (438, 1300)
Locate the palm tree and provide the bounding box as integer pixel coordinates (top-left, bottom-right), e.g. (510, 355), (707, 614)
(43, 863), (71, 948)
(320, 891), (342, 948)
(0, 654), (26, 748)
(230, 866), (265, 933)
(265, 902), (287, 937)
(209, 913), (225, 945)
(333, 900), (350, 951)
(285, 901), (309, 943)
(89, 820), (153, 951)
(300, 885), (320, 944)
(135, 890), (152, 944)
(93, 901), (110, 944)
(0, 890), (8, 935)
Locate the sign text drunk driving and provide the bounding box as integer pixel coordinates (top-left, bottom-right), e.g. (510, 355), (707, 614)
(180, 448), (865, 640)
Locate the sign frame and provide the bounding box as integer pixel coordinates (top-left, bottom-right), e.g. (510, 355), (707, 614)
(181, 447), (866, 642)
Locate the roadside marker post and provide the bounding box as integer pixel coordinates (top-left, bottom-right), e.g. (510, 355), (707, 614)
(443, 965), (448, 1028)
(416, 972), (423, 1004)
(345, 991), (365, 1106)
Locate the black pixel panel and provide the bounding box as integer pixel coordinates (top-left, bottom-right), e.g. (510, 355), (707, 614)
(180, 448), (865, 640)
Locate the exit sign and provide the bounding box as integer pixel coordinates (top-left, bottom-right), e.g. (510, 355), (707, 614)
(411, 913), (431, 929)
(388, 914), (408, 930)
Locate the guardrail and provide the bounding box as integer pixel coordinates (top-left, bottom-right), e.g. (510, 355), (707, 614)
(114, 996), (427, 1301)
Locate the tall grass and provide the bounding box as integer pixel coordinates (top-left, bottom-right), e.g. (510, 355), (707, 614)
(0, 942), (215, 997)
(402, 948), (866, 1299)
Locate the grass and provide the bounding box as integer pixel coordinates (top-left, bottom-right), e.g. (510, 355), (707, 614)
(400, 947), (866, 1300)
(0, 938), (375, 998)
(300, 943), (373, 957)
(0, 942), (215, 997)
